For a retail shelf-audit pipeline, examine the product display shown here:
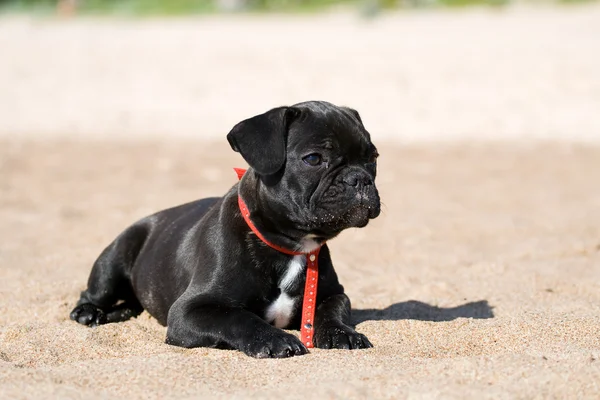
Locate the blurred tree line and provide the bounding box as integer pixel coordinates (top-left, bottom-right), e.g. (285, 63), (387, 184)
(0, 0), (515, 15)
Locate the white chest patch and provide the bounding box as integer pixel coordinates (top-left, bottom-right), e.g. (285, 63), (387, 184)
(264, 255), (305, 328)
(299, 235), (320, 253)
(279, 255), (304, 291)
(265, 292), (296, 328)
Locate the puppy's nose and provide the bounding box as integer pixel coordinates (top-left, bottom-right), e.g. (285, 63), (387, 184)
(343, 171), (373, 187)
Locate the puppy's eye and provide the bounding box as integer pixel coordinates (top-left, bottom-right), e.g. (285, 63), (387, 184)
(303, 153), (323, 167)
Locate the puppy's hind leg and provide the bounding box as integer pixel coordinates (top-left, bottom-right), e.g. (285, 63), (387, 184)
(70, 224), (148, 327)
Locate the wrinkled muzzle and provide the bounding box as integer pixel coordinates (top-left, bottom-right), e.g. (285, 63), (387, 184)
(311, 168), (381, 235)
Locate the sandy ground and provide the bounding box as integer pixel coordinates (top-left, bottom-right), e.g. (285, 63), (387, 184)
(1, 4), (600, 141)
(1, 4), (600, 400)
(1, 140), (599, 399)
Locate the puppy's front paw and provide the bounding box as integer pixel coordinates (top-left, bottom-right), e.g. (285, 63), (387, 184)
(314, 324), (373, 350)
(70, 303), (108, 327)
(243, 331), (308, 359)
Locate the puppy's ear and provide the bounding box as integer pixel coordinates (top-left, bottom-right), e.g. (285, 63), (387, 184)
(227, 106), (299, 176)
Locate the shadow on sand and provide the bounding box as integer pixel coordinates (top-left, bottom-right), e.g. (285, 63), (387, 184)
(352, 300), (494, 325)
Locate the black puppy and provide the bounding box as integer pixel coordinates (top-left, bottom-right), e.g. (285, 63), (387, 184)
(70, 101), (380, 358)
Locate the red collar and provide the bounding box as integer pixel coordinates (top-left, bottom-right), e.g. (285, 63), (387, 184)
(235, 168), (320, 349)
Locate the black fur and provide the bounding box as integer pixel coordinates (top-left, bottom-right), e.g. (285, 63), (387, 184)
(70, 101), (380, 358)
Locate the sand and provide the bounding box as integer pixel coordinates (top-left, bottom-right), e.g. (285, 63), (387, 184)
(1, 4), (600, 400)
(1, 140), (599, 399)
(1, 4), (600, 142)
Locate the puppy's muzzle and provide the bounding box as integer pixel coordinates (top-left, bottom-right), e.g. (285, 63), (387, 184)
(339, 169), (380, 216)
(342, 170), (374, 190)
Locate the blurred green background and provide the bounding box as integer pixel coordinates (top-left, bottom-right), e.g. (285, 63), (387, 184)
(0, 0), (589, 16)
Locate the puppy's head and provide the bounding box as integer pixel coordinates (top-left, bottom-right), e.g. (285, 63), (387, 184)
(228, 101), (380, 241)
